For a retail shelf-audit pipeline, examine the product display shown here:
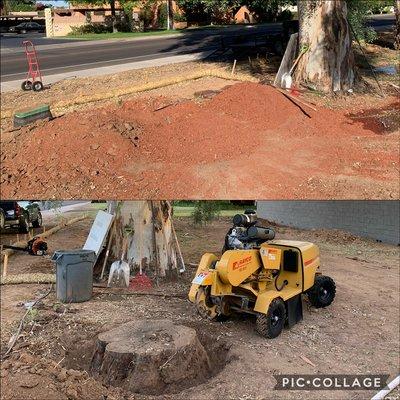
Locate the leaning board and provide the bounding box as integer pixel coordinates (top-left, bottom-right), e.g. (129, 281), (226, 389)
(83, 210), (114, 258)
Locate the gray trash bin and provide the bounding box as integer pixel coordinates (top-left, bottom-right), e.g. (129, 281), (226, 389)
(52, 249), (96, 303)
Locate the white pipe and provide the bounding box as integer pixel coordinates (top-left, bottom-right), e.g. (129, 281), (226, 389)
(371, 375), (400, 400)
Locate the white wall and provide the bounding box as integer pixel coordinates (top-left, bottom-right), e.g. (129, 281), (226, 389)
(257, 201), (399, 245)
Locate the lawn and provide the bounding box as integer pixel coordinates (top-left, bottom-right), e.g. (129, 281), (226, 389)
(57, 29), (183, 40)
(173, 201), (256, 218)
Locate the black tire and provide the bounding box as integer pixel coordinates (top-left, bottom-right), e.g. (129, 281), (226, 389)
(32, 81), (44, 92)
(19, 215), (30, 233)
(307, 275), (336, 308)
(32, 211), (42, 228)
(0, 210), (5, 230)
(21, 80), (32, 91)
(256, 298), (286, 339)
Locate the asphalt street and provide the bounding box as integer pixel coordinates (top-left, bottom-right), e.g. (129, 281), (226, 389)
(0, 24), (281, 81)
(0, 14), (395, 82)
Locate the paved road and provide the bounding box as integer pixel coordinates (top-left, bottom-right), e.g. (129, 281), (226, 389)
(0, 32), (85, 49)
(0, 14), (394, 82)
(0, 201), (96, 242)
(0, 24), (282, 81)
(367, 13), (397, 30)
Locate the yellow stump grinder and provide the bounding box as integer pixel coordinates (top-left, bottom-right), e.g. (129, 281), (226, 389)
(189, 210), (336, 338)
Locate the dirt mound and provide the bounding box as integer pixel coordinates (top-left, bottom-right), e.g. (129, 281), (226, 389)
(1, 82), (398, 199)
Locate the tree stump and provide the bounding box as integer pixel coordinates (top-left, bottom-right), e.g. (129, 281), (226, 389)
(90, 320), (212, 394)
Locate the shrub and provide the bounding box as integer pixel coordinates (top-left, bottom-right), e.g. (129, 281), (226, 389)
(277, 9), (292, 22)
(192, 201), (220, 225)
(174, 11), (187, 23)
(68, 23), (112, 35)
(158, 3), (168, 29)
(347, 0), (378, 43)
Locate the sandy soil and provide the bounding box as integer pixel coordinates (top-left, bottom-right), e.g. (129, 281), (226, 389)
(1, 81), (399, 200)
(1, 44), (399, 201)
(1, 216), (399, 400)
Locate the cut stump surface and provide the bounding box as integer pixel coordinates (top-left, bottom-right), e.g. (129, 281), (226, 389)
(90, 319), (212, 394)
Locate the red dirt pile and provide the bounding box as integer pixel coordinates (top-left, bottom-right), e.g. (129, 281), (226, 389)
(1, 82), (398, 199)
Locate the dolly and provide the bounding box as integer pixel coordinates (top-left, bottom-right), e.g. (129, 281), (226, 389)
(21, 40), (44, 92)
(189, 211), (336, 338)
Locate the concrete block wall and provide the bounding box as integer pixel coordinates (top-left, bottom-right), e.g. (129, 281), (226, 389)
(257, 201), (399, 245)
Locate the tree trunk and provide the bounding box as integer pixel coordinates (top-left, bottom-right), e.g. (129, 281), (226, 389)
(110, 0), (117, 33)
(90, 320), (211, 395)
(108, 201), (180, 278)
(296, 0), (355, 93)
(395, 0), (400, 50)
(167, 0), (173, 30)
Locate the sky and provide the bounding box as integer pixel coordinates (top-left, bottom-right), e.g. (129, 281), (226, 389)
(39, 1), (69, 5)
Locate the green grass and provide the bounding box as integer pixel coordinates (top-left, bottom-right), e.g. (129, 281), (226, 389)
(57, 29), (182, 41)
(74, 202), (254, 218)
(173, 202), (256, 218)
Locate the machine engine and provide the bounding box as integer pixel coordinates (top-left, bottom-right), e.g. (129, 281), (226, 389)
(224, 210), (276, 251)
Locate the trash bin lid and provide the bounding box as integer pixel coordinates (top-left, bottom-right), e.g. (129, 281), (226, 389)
(51, 249), (96, 262)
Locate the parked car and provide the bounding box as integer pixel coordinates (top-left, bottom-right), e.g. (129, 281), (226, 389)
(8, 22), (45, 34)
(0, 201), (43, 233)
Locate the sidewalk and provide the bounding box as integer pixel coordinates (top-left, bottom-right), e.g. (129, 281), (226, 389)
(0, 51), (214, 92)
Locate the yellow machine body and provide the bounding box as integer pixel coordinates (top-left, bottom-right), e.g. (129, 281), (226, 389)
(189, 240), (321, 315)
(216, 250), (261, 286)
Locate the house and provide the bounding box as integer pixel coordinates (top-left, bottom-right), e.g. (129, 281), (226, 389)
(49, 3), (124, 36)
(46, 1), (184, 37)
(234, 6), (256, 24)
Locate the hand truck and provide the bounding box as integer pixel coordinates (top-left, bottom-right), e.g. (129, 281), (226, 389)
(21, 40), (44, 92)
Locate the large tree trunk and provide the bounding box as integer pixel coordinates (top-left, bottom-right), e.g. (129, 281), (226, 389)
(395, 0), (400, 50)
(108, 201), (180, 279)
(296, 0), (355, 93)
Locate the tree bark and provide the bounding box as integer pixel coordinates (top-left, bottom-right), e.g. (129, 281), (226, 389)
(90, 320), (211, 395)
(395, 0), (400, 50)
(110, 0), (117, 33)
(168, 0), (174, 30)
(108, 201), (180, 278)
(296, 0), (355, 93)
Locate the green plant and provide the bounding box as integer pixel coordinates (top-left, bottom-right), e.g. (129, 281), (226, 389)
(122, 1), (137, 32)
(69, 23), (112, 35)
(191, 201), (220, 225)
(7, 0), (36, 12)
(174, 11), (187, 22)
(26, 308), (39, 323)
(158, 2), (168, 29)
(347, 0), (384, 43)
(276, 9), (292, 22)
(139, 2), (154, 28)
